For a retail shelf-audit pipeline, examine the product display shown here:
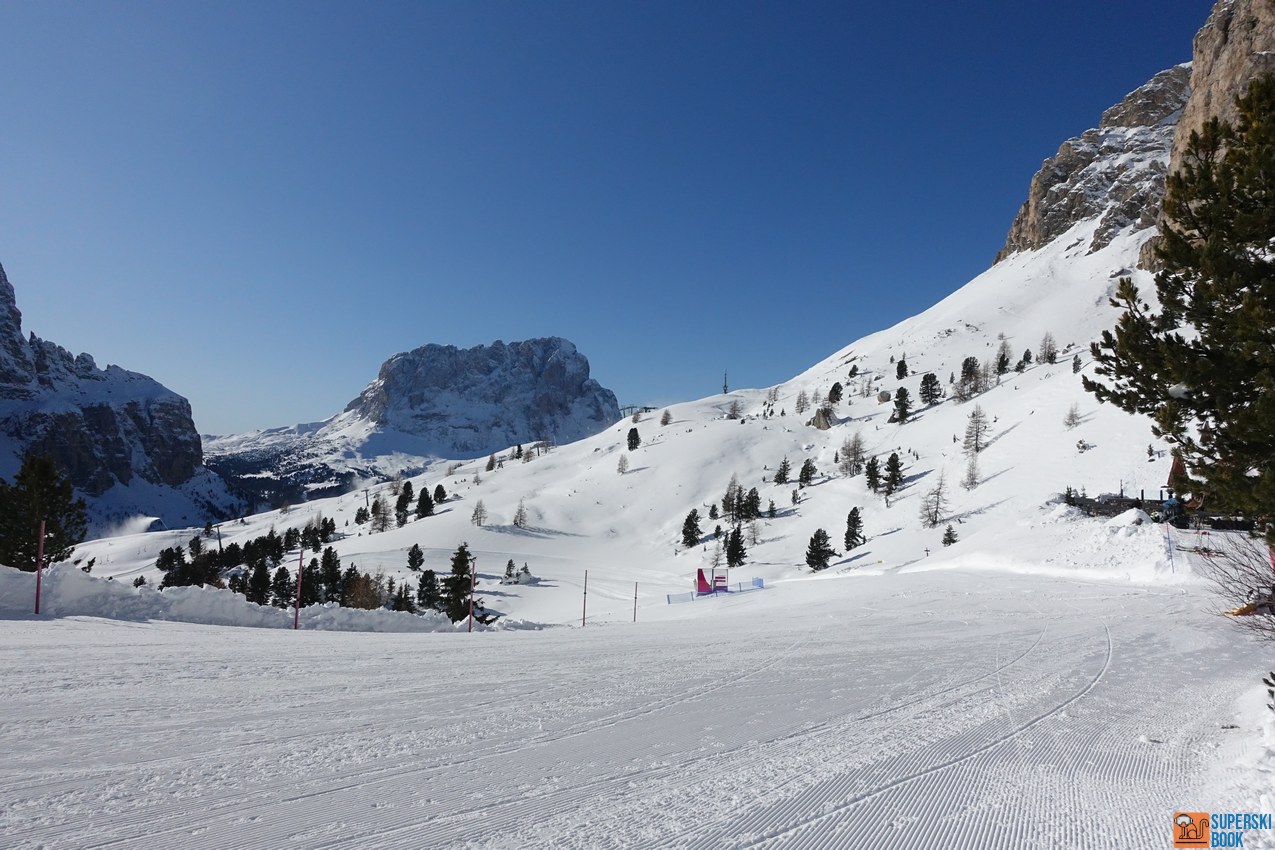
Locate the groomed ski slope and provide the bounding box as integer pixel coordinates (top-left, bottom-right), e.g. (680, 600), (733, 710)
(2, 541), (1271, 850)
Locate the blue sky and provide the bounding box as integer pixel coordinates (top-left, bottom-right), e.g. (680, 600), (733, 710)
(0, 1), (1211, 435)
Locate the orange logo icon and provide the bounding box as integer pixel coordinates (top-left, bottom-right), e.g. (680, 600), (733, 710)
(1173, 812), (1209, 847)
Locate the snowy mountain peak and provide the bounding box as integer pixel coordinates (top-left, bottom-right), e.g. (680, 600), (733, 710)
(0, 264), (239, 530)
(995, 64), (1191, 264)
(206, 336), (620, 507)
(344, 336), (619, 452)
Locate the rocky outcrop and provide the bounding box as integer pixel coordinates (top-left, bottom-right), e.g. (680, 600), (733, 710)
(1169, 0), (1275, 167)
(1136, 0), (1275, 266)
(0, 262), (205, 497)
(995, 65), (1191, 263)
(345, 338), (620, 454)
(206, 337), (621, 505)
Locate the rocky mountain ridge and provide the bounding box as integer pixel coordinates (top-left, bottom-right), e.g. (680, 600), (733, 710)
(205, 337), (620, 507)
(995, 65), (1190, 263)
(0, 263), (240, 531)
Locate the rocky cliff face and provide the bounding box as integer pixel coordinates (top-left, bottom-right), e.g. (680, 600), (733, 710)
(0, 263), (238, 531)
(1169, 0), (1275, 167)
(206, 337), (621, 505)
(995, 65), (1191, 263)
(998, 0), (1275, 269)
(345, 338), (620, 454)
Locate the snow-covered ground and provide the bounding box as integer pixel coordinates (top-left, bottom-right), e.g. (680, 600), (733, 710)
(2, 544), (1271, 849)
(4, 219), (1274, 846)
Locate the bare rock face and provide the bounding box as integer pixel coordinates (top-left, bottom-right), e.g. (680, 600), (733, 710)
(995, 65), (1191, 263)
(345, 338), (620, 454)
(1135, 0), (1275, 266)
(1170, 0), (1275, 166)
(0, 263), (204, 496)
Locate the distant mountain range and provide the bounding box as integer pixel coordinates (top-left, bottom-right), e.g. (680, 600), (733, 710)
(204, 337), (620, 508)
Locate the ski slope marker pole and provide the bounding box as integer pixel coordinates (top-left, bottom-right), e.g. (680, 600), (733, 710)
(33, 519), (45, 614)
(294, 548), (303, 629)
(633, 581), (638, 623)
(582, 569), (588, 628)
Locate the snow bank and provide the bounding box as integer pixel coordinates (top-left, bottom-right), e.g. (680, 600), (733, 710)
(1106, 507), (1152, 527)
(907, 504), (1191, 583)
(0, 565), (464, 632)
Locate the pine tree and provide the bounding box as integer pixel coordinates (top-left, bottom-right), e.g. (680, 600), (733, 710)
(416, 569), (441, 611)
(896, 359), (908, 380)
(513, 499), (529, 528)
(893, 387), (912, 423)
(919, 372), (941, 405)
(407, 543), (424, 572)
(865, 456), (882, 493)
(370, 497), (390, 533)
(725, 525), (747, 568)
(844, 508), (864, 550)
(246, 560), (271, 606)
(963, 404), (991, 454)
(828, 382), (843, 405)
(269, 566), (293, 608)
(1072, 354), (1082, 374)
(806, 528), (838, 571)
(0, 454), (88, 571)
(320, 546), (342, 601)
(300, 557), (322, 607)
(391, 584), (417, 613)
(504, 558), (516, 582)
(942, 525), (959, 546)
(441, 543), (475, 622)
(471, 500), (487, 527)
(617, 454), (629, 475)
(660, 409), (672, 426)
(415, 488), (435, 519)
(795, 390), (810, 414)
(485, 453), (497, 472)
(681, 509), (701, 547)
(774, 457), (791, 485)
(433, 484), (447, 503)
(627, 427), (641, 451)
(798, 458), (817, 486)
(354, 505), (369, 525)
(1085, 75), (1275, 533)
(395, 489), (411, 527)
(883, 453), (904, 496)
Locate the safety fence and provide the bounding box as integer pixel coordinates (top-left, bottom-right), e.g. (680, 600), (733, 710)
(666, 577), (765, 605)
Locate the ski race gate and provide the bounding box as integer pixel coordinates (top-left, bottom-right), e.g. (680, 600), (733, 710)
(665, 569), (765, 605)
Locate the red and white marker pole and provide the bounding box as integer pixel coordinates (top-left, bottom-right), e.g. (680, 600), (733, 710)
(33, 519), (46, 615)
(294, 548), (304, 630)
